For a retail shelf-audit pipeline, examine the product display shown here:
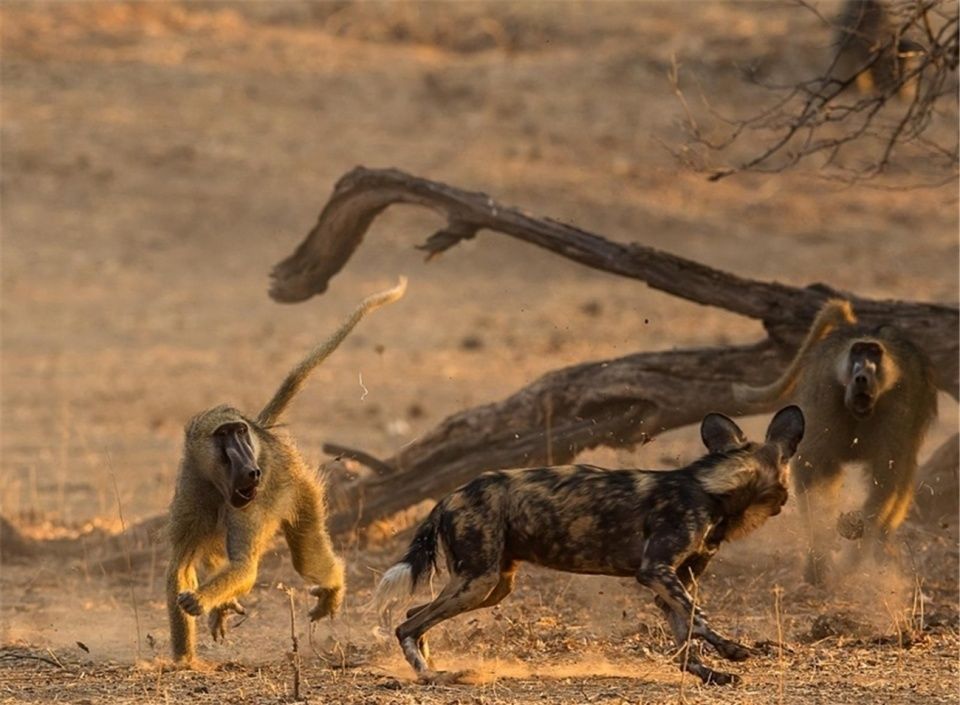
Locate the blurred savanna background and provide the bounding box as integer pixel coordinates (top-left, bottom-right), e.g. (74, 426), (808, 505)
(1, 2), (957, 703)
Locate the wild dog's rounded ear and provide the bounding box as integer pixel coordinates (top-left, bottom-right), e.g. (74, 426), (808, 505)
(765, 405), (805, 459)
(700, 413), (747, 453)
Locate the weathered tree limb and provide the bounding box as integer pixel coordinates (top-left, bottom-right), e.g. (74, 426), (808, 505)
(270, 167), (958, 536)
(270, 167), (958, 394)
(913, 433), (960, 524)
(324, 341), (784, 535)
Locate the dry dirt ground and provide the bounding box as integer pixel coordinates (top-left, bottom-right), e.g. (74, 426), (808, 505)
(1, 2), (958, 704)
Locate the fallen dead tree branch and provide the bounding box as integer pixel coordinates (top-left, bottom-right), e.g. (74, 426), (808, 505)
(269, 167), (958, 536)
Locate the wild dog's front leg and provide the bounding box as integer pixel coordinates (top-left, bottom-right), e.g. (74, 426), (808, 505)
(639, 562), (749, 662)
(177, 516), (269, 618)
(282, 478), (345, 621)
(654, 596), (739, 686)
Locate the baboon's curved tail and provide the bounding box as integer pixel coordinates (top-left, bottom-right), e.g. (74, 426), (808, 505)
(733, 299), (856, 405)
(257, 277), (407, 426)
(374, 504), (443, 630)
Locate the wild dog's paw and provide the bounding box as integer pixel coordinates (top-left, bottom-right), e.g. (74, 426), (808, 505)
(208, 599), (246, 641)
(416, 668), (485, 686)
(308, 584), (344, 621)
(702, 668), (741, 686)
(715, 639), (751, 662)
(177, 591), (204, 616)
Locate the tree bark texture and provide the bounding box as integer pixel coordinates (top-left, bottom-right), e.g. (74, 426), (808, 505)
(269, 167), (958, 536)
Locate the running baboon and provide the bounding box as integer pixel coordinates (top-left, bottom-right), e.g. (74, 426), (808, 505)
(831, 0), (923, 95)
(734, 299), (937, 585)
(167, 278), (406, 665)
(376, 407), (805, 686)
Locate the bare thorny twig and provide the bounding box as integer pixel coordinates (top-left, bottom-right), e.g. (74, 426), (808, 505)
(670, 0), (958, 187)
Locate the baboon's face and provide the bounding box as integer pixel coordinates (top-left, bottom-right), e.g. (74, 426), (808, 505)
(185, 405), (263, 508)
(214, 421), (262, 509)
(841, 340), (884, 418)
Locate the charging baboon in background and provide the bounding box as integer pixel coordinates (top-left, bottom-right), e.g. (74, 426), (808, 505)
(832, 0), (923, 95)
(167, 278), (406, 665)
(734, 299), (937, 586)
(376, 407), (805, 686)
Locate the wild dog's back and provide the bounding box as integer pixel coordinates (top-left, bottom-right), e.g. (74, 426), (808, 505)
(375, 407), (804, 686)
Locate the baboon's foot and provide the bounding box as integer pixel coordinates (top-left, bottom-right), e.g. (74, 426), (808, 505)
(168, 655), (215, 672)
(416, 669), (482, 686)
(836, 510), (865, 540)
(309, 584), (344, 621)
(712, 638), (751, 662)
(177, 591), (204, 616)
(209, 599), (246, 641)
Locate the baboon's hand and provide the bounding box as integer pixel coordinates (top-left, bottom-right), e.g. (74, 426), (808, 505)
(208, 599), (246, 641)
(308, 584), (343, 621)
(177, 591), (204, 617)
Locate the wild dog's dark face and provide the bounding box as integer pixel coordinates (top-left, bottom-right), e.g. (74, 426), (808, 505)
(184, 404), (263, 509)
(697, 407), (804, 540)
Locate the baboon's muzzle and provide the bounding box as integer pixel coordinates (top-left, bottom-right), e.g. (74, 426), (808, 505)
(221, 427), (261, 509)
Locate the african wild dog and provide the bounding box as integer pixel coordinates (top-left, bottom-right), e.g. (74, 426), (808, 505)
(375, 406), (804, 686)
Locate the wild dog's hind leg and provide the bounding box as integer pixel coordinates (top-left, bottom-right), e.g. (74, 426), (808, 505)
(395, 572), (502, 681)
(282, 477), (345, 621)
(408, 567), (517, 672)
(404, 603), (434, 668)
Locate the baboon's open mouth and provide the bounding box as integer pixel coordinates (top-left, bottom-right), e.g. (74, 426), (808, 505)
(850, 393), (875, 418)
(230, 484), (258, 509)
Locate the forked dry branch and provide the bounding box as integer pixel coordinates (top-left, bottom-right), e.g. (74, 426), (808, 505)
(269, 167), (958, 536)
(672, 0), (959, 185)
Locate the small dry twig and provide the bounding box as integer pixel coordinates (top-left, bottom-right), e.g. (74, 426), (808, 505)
(277, 583), (303, 703)
(671, 0), (958, 186)
(111, 471), (142, 662)
(773, 585), (786, 705)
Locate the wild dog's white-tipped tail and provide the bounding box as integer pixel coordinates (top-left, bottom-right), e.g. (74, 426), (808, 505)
(374, 562), (414, 634)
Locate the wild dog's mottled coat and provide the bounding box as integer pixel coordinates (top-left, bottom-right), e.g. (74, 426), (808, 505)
(376, 407), (804, 686)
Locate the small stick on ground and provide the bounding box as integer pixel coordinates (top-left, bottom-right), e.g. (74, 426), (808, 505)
(677, 576), (699, 703)
(277, 583), (302, 703)
(911, 574), (925, 633)
(111, 472), (142, 662)
(0, 650), (65, 669)
(773, 584), (785, 705)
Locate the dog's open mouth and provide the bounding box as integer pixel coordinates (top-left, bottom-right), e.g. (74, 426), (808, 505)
(230, 484), (258, 509)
